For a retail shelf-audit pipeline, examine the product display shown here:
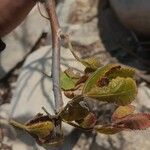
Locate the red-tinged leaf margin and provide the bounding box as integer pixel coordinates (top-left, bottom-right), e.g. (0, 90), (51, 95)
(78, 113), (97, 128)
(112, 105), (135, 121)
(112, 113), (150, 130)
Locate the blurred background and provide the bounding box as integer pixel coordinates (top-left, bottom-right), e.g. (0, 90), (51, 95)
(0, 0), (150, 150)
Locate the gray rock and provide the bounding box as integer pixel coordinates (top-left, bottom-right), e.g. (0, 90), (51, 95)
(66, 0), (100, 44)
(136, 83), (150, 112)
(109, 0), (150, 35)
(93, 131), (150, 150)
(0, 6), (48, 79)
(1, 0), (150, 150)
(6, 45), (150, 150)
(10, 46), (84, 119)
(3, 46), (83, 150)
(57, 0), (101, 45)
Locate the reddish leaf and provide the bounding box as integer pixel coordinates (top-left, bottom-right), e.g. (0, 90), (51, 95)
(112, 113), (150, 130)
(77, 113), (97, 128)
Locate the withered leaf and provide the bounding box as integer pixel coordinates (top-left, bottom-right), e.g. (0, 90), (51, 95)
(75, 75), (89, 86)
(97, 77), (109, 87)
(64, 83), (84, 99)
(60, 96), (90, 121)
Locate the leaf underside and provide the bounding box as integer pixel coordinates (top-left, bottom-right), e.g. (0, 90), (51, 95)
(95, 125), (123, 134)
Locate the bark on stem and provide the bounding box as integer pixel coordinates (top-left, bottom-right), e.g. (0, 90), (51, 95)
(44, 0), (63, 113)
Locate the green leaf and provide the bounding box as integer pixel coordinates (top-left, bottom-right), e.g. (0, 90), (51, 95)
(80, 57), (101, 70)
(95, 125), (122, 134)
(10, 114), (63, 147)
(60, 72), (78, 91)
(82, 64), (121, 94)
(26, 121), (54, 138)
(108, 66), (135, 79)
(85, 77), (137, 105)
(112, 105), (135, 121)
(10, 117), (54, 139)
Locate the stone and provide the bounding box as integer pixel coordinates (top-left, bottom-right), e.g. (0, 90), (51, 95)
(66, 0), (100, 44)
(109, 0), (150, 35)
(1, 0), (150, 149)
(10, 46), (84, 119)
(0, 6), (48, 79)
(1, 45), (83, 150)
(93, 131), (150, 150)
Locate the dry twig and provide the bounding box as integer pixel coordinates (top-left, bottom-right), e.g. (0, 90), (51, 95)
(44, 0), (63, 113)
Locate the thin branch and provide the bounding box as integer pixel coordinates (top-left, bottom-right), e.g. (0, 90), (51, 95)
(44, 0), (63, 113)
(37, 2), (49, 20)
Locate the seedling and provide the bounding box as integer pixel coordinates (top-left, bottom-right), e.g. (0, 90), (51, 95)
(10, 0), (150, 147)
